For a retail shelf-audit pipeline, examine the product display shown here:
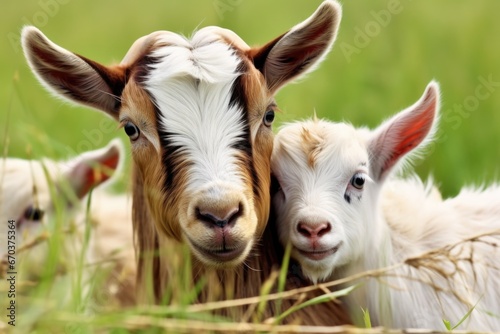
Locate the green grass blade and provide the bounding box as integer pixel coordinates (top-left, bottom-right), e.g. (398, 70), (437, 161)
(443, 297), (481, 331)
(361, 307), (372, 328)
(274, 241), (292, 320)
(442, 319), (452, 331)
(451, 303), (477, 330)
(256, 271), (278, 321)
(278, 241), (292, 294)
(275, 284), (358, 323)
(75, 188), (94, 311)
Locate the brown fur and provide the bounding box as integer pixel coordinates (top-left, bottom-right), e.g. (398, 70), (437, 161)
(128, 50), (276, 304)
(125, 34), (349, 324)
(21, 0), (350, 325)
(300, 126), (325, 168)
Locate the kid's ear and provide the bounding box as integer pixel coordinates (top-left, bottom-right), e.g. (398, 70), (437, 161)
(250, 0), (342, 94)
(64, 139), (123, 198)
(369, 81), (440, 180)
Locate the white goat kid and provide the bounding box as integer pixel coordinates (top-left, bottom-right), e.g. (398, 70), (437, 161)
(271, 81), (500, 330)
(0, 140), (135, 305)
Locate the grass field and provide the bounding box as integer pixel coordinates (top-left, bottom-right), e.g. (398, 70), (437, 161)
(1, 0), (500, 332)
(2, 0), (500, 195)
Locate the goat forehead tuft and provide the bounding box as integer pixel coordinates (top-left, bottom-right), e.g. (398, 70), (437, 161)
(300, 127), (324, 167)
(276, 119), (366, 168)
(143, 28), (243, 86)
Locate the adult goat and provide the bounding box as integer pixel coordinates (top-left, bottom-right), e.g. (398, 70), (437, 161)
(21, 1), (351, 324)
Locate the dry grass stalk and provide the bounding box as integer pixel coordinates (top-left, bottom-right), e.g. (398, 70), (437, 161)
(128, 229), (500, 317)
(45, 313), (498, 334)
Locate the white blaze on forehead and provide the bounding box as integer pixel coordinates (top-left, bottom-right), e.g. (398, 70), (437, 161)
(144, 28), (248, 192)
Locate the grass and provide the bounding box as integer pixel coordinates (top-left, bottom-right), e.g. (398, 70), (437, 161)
(443, 299), (479, 332)
(3, 211), (497, 333)
(361, 308), (372, 329)
(1, 0), (499, 196)
(1, 0), (500, 333)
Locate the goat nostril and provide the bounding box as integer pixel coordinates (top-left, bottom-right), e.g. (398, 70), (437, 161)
(297, 221), (331, 238)
(227, 203), (243, 225)
(197, 210), (223, 227)
(317, 222), (331, 237)
(297, 223), (312, 237)
(196, 203), (243, 228)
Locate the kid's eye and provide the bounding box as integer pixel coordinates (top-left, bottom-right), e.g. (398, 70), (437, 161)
(350, 173), (366, 190)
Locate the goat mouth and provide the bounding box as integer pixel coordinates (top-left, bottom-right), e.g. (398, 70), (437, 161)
(189, 239), (247, 264)
(296, 243), (342, 261)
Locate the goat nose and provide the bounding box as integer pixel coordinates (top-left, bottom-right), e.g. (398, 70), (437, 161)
(196, 203), (243, 228)
(297, 221), (331, 238)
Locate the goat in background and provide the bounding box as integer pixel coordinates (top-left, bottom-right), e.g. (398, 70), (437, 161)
(0, 140), (135, 307)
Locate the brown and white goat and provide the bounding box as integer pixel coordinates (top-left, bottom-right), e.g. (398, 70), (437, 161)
(21, 1), (350, 324)
(0, 140), (135, 306)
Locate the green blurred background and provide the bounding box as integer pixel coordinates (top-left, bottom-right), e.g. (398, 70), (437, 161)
(1, 0), (499, 197)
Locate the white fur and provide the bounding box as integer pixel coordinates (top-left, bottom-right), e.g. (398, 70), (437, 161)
(145, 31), (246, 194)
(0, 157), (57, 263)
(271, 83), (500, 330)
(0, 143), (135, 305)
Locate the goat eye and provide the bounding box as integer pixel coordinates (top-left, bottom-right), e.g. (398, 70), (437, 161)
(263, 110), (275, 127)
(124, 122), (140, 141)
(350, 173), (365, 190)
(24, 206), (45, 221)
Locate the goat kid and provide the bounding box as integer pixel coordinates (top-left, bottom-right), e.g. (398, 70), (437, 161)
(0, 140), (135, 306)
(21, 1), (351, 324)
(271, 81), (500, 329)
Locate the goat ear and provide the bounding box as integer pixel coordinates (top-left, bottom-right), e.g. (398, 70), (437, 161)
(64, 139), (123, 199)
(250, 0), (341, 94)
(21, 26), (126, 119)
(369, 81), (440, 181)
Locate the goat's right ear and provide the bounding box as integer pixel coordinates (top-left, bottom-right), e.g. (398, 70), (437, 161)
(250, 0), (342, 94)
(368, 81), (440, 181)
(21, 26), (126, 119)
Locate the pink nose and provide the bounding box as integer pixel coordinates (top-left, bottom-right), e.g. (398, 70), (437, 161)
(297, 221), (331, 239)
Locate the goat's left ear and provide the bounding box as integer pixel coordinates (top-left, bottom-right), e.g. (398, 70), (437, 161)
(22, 26), (126, 118)
(250, 0), (342, 94)
(64, 139), (123, 198)
(369, 81), (440, 181)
